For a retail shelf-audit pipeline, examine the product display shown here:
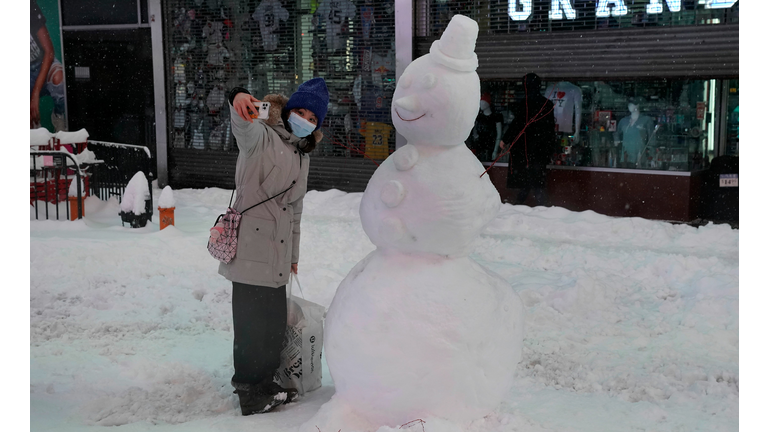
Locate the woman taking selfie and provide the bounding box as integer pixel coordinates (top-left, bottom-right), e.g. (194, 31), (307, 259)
(219, 77), (328, 415)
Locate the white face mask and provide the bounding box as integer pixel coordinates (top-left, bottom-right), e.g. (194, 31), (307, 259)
(287, 112), (315, 138)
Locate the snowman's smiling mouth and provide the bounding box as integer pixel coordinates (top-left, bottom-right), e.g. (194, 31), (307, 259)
(395, 109), (426, 122)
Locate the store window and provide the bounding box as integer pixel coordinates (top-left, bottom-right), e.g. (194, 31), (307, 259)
(164, 0), (396, 160)
(476, 78), (725, 171)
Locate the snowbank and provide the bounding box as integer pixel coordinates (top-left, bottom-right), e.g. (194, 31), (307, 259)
(30, 188), (739, 432)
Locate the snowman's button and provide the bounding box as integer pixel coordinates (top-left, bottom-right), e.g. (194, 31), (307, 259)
(393, 144), (419, 171)
(381, 180), (405, 208)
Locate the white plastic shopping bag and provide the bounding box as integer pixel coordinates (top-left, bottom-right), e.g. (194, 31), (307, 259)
(275, 274), (325, 395)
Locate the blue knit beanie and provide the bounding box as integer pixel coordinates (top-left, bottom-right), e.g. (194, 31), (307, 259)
(284, 77), (330, 130)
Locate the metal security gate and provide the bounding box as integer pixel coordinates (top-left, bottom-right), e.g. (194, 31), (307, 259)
(415, 24), (738, 81)
(162, 0), (397, 191)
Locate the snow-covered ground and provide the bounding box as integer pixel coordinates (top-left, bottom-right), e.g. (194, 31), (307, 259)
(29, 186), (739, 431)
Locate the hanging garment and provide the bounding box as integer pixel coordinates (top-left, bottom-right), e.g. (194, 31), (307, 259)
(253, 0), (289, 51)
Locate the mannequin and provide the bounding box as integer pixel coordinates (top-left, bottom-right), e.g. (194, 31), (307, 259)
(544, 81), (583, 144)
(614, 98), (655, 166)
(468, 93), (503, 161)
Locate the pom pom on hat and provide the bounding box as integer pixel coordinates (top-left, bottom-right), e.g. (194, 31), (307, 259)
(429, 14), (479, 72)
(285, 77), (330, 130)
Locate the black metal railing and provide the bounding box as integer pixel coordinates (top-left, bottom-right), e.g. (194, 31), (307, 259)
(87, 141), (155, 222)
(30, 151), (85, 221)
(30, 141), (155, 222)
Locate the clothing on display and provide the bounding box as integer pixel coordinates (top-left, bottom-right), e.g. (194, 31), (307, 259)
(615, 113), (655, 164)
(371, 51), (394, 83)
(361, 121), (392, 160)
(173, 109), (187, 129)
(544, 81), (583, 135)
(206, 44), (230, 66)
(353, 75), (362, 109)
(360, 82), (388, 123)
(253, 0), (289, 51)
(176, 84), (188, 106)
(202, 21), (224, 46)
(207, 85), (227, 113)
(316, 0), (356, 52)
(191, 119), (206, 149)
(360, 5), (374, 39)
(173, 57), (187, 82)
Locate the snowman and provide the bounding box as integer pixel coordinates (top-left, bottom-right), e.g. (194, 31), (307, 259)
(301, 15), (524, 432)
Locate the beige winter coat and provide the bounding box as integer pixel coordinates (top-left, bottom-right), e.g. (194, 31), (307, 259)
(218, 94), (311, 288)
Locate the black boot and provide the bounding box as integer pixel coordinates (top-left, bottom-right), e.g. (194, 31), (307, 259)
(232, 381), (287, 415)
(264, 381), (299, 404)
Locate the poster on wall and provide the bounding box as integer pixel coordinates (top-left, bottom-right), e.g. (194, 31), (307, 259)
(31, 0), (67, 132)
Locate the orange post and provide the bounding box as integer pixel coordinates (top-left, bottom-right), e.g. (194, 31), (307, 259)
(68, 196), (84, 221)
(159, 207), (175, 230)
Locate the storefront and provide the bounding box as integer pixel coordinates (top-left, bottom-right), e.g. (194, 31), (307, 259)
(161, 0), (396, 190)
(414, 0), (739, 222)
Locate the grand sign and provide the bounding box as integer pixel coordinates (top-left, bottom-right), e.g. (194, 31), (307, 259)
(508, 0), (739, 21)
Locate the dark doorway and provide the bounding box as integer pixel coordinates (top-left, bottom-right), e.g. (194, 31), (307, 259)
(63, 29), (156, 156)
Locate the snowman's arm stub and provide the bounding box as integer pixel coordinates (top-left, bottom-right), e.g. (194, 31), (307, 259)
(381, 180), (405, 208)
(393, 144), (419, 171)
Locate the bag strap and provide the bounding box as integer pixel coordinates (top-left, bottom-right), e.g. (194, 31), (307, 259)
(227, 188), (236, 207)
(239, 182), (295, 215)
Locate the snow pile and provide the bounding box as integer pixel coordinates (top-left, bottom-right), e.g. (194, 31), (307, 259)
(30, 187), (739, 432)
(55, 128), (89, 144)
(120, 171), (150, 215)
(31, 127), (53, 146)
(158, 185), (176, 208)
(73, 148), (100, 165)
(67, 178), (85, 197)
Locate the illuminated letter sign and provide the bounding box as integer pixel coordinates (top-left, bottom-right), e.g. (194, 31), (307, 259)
(549, 0), (576, 20)
(506, 0), (736, 22)
(646, 0), (681, 14)
(508, 0), (532, 21)
(705, 0), (738, 8)
(596, 0), (628, 17)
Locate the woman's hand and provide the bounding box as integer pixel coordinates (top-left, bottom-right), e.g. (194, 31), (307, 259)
(291, 263), (298, 274)
(233, 92), (261, 123)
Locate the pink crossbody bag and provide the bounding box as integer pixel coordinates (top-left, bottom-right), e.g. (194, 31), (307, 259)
(207, 184), (294, 264)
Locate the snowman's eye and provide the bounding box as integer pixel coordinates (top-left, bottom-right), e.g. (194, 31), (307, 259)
(421, 73), (437, 89)
(400, 75), (413, 88)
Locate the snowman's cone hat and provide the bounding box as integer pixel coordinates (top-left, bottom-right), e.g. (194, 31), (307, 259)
(429, 14), (479, 72)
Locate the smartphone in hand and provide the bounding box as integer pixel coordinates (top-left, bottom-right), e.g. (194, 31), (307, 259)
(247, 102), (271, 120)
